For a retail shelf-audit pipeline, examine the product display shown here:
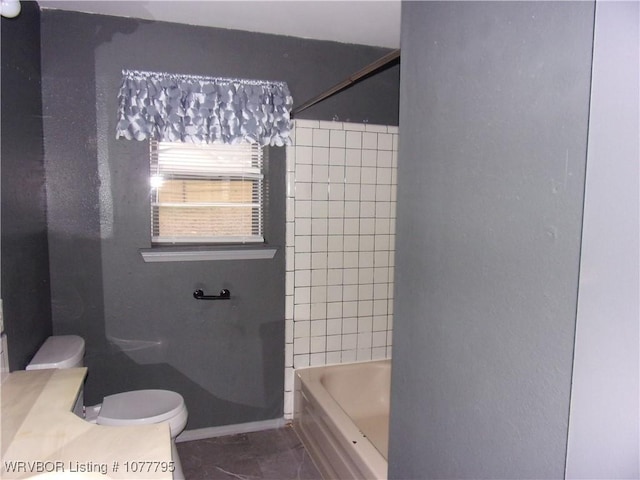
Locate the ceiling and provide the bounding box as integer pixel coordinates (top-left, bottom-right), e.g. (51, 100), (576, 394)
(38, 0), (401, 48)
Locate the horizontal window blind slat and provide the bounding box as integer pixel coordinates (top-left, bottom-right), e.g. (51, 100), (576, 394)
(152, 236), (264, 244)
(153, 202), (261, 208)
(153, 171), (263, 179)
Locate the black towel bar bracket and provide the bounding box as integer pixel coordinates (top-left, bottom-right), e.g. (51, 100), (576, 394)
(193, 289), (231, 300)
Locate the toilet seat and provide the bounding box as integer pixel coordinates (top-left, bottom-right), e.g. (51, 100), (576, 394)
(97, 389), (186, 427)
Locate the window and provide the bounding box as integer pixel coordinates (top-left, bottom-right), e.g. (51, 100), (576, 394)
(150, 140), (265, 244)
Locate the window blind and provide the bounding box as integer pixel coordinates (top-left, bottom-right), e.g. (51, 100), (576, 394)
(150, 140), (264, 244)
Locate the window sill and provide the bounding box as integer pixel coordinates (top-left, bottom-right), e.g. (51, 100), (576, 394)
(140, 245), (278, 262)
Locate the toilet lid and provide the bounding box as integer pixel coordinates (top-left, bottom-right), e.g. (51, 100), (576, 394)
(97, 389), (185, 426)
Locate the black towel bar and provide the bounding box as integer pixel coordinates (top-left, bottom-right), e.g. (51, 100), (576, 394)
(193, 289), (231, 300)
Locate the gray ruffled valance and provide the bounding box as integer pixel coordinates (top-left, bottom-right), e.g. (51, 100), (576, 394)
(116, 70), (293, 147)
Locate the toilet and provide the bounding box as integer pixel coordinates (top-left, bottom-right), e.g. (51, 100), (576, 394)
(27, 335), (187, 480)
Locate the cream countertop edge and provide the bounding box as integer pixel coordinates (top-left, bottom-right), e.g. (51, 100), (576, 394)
(1, 369), (172, 479)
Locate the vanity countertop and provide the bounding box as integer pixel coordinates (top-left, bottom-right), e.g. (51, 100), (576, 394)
(1, 368), (172, 479)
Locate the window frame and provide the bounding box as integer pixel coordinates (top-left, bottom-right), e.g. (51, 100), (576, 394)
(149, 140), (267, 246)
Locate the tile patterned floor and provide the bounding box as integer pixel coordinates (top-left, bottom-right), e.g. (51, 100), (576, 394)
(176, 426), (323, 480)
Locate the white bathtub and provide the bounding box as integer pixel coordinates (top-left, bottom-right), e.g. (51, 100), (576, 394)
(293, 360), (390, 480)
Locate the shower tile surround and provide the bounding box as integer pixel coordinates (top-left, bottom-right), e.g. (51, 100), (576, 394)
(284, 120), (398, 418)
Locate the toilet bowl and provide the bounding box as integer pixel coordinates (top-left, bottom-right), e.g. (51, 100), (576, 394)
(27, 335), (187, 480)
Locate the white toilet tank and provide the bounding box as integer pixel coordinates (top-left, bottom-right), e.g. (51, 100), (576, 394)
(27, 335), (86, 416)
(26, 335), (85, 370)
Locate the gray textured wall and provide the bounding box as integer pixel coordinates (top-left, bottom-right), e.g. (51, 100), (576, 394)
(389, 2), (594, 478)
(40, 9), (399, 429)
(1, 1), (53, 370)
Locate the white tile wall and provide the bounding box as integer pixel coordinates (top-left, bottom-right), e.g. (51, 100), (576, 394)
(284, 120), (398, 418)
